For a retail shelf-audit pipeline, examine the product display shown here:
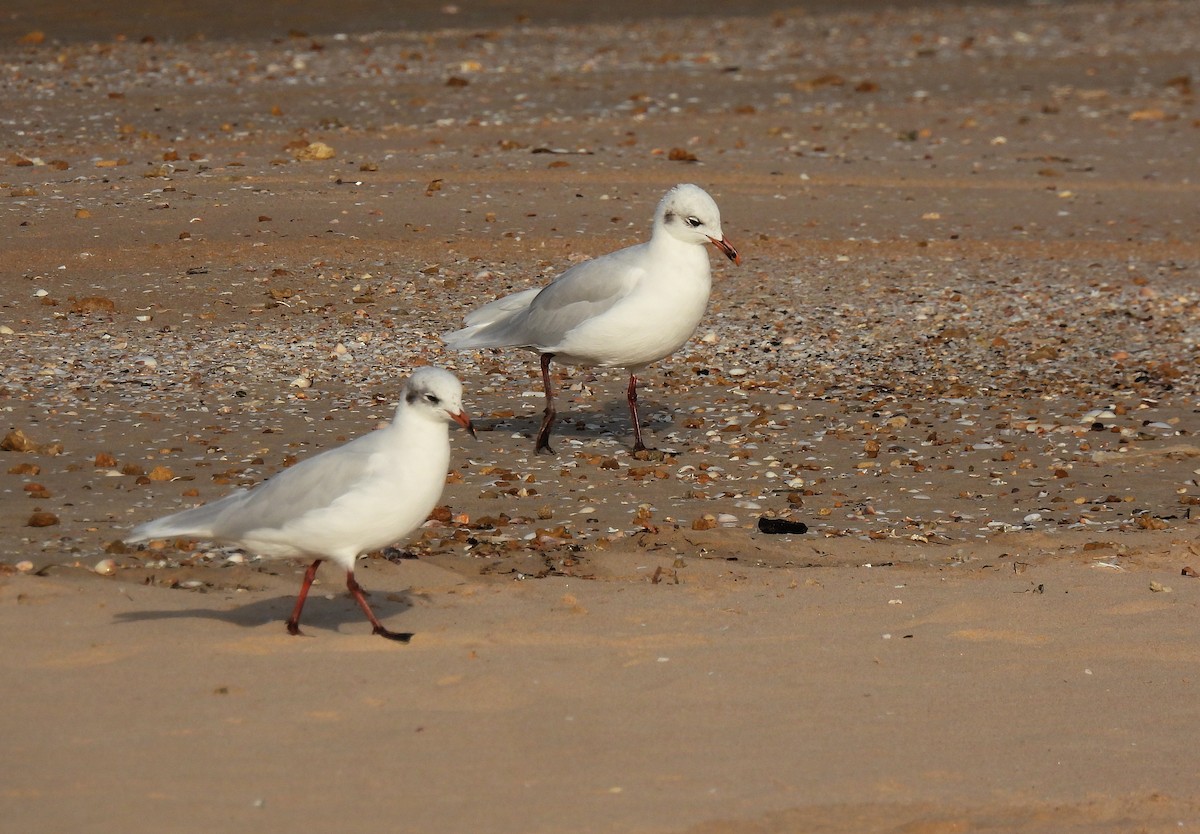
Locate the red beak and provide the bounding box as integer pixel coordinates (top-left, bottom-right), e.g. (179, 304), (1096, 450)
(708, 235), (740, 265)
(450, 411), (476, 438)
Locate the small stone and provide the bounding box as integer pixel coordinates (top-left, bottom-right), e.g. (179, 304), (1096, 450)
(294, 141), (336, 161)
(93, 558), (118, 576)
(71, 296), (117, 314)
(1, 429), (40, 452)
(757, 517), (809, 535)
(27, 511), (59, 527)
(148, 466), (175, 481)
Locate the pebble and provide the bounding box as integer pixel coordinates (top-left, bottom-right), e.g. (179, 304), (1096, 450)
(757, 518), (809, 535)
(93, 558), (117, 576)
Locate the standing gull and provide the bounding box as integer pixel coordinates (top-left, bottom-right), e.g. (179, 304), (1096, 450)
(443, 183), (739, 453)
(124, 366), (474, 642)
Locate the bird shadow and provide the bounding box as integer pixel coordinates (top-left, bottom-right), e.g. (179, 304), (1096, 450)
(111, 589), (415, 636)
(478, 395), (680, 448)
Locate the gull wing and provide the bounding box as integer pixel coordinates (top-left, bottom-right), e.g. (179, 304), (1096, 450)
(445, 243), (648, 350)
(127, 431), (388, 544)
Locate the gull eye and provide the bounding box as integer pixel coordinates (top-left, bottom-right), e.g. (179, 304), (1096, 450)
(424, 393), (441, 405)
(685, 216), (702, 228)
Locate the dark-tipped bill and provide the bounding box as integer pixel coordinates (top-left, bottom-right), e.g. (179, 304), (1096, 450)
(708, 235), (740, 265)
(451, 411), (477, 438)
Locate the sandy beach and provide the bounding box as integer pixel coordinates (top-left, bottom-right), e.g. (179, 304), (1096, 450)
(2, 1), (1199, 831)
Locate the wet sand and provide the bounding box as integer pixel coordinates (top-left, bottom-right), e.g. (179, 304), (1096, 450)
(2, 1), (1199, 832)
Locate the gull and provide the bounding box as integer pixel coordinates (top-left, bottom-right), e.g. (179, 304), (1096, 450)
(443, 183), (738, 453)
(124, 366), (474, 642)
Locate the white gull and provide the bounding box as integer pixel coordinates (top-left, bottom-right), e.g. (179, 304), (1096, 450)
(442, 183), (739, 453)
(125, 366), (474, 641)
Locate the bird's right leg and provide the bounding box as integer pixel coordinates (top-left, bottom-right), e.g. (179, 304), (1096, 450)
(535, 352), (557, 454)
(286, 558), (323, 636)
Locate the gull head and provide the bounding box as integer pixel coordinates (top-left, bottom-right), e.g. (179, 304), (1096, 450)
(655, 183), (740, 265)
(403, 366), (476, 436)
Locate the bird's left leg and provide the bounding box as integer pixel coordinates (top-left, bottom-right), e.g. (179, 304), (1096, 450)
(627, 372), (648, 452)
(346, 570), (413, 642)
(535, 352), (558, 454)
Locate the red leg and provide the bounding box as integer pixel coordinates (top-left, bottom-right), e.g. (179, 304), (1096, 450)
(286, 559), (322, 636)
(535, 352), (557, 455)
(346, 570), (412, 643)
(627, 372), (648, 452)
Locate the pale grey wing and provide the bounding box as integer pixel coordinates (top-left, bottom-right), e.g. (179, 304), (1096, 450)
(458, 246), (646, 350)
(127, 432), (385, 543)
(125, 488), (252, 542)
(462, 288), (540, 327)
(443, 287), (541, 349)
(206, 434), (386, 538)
